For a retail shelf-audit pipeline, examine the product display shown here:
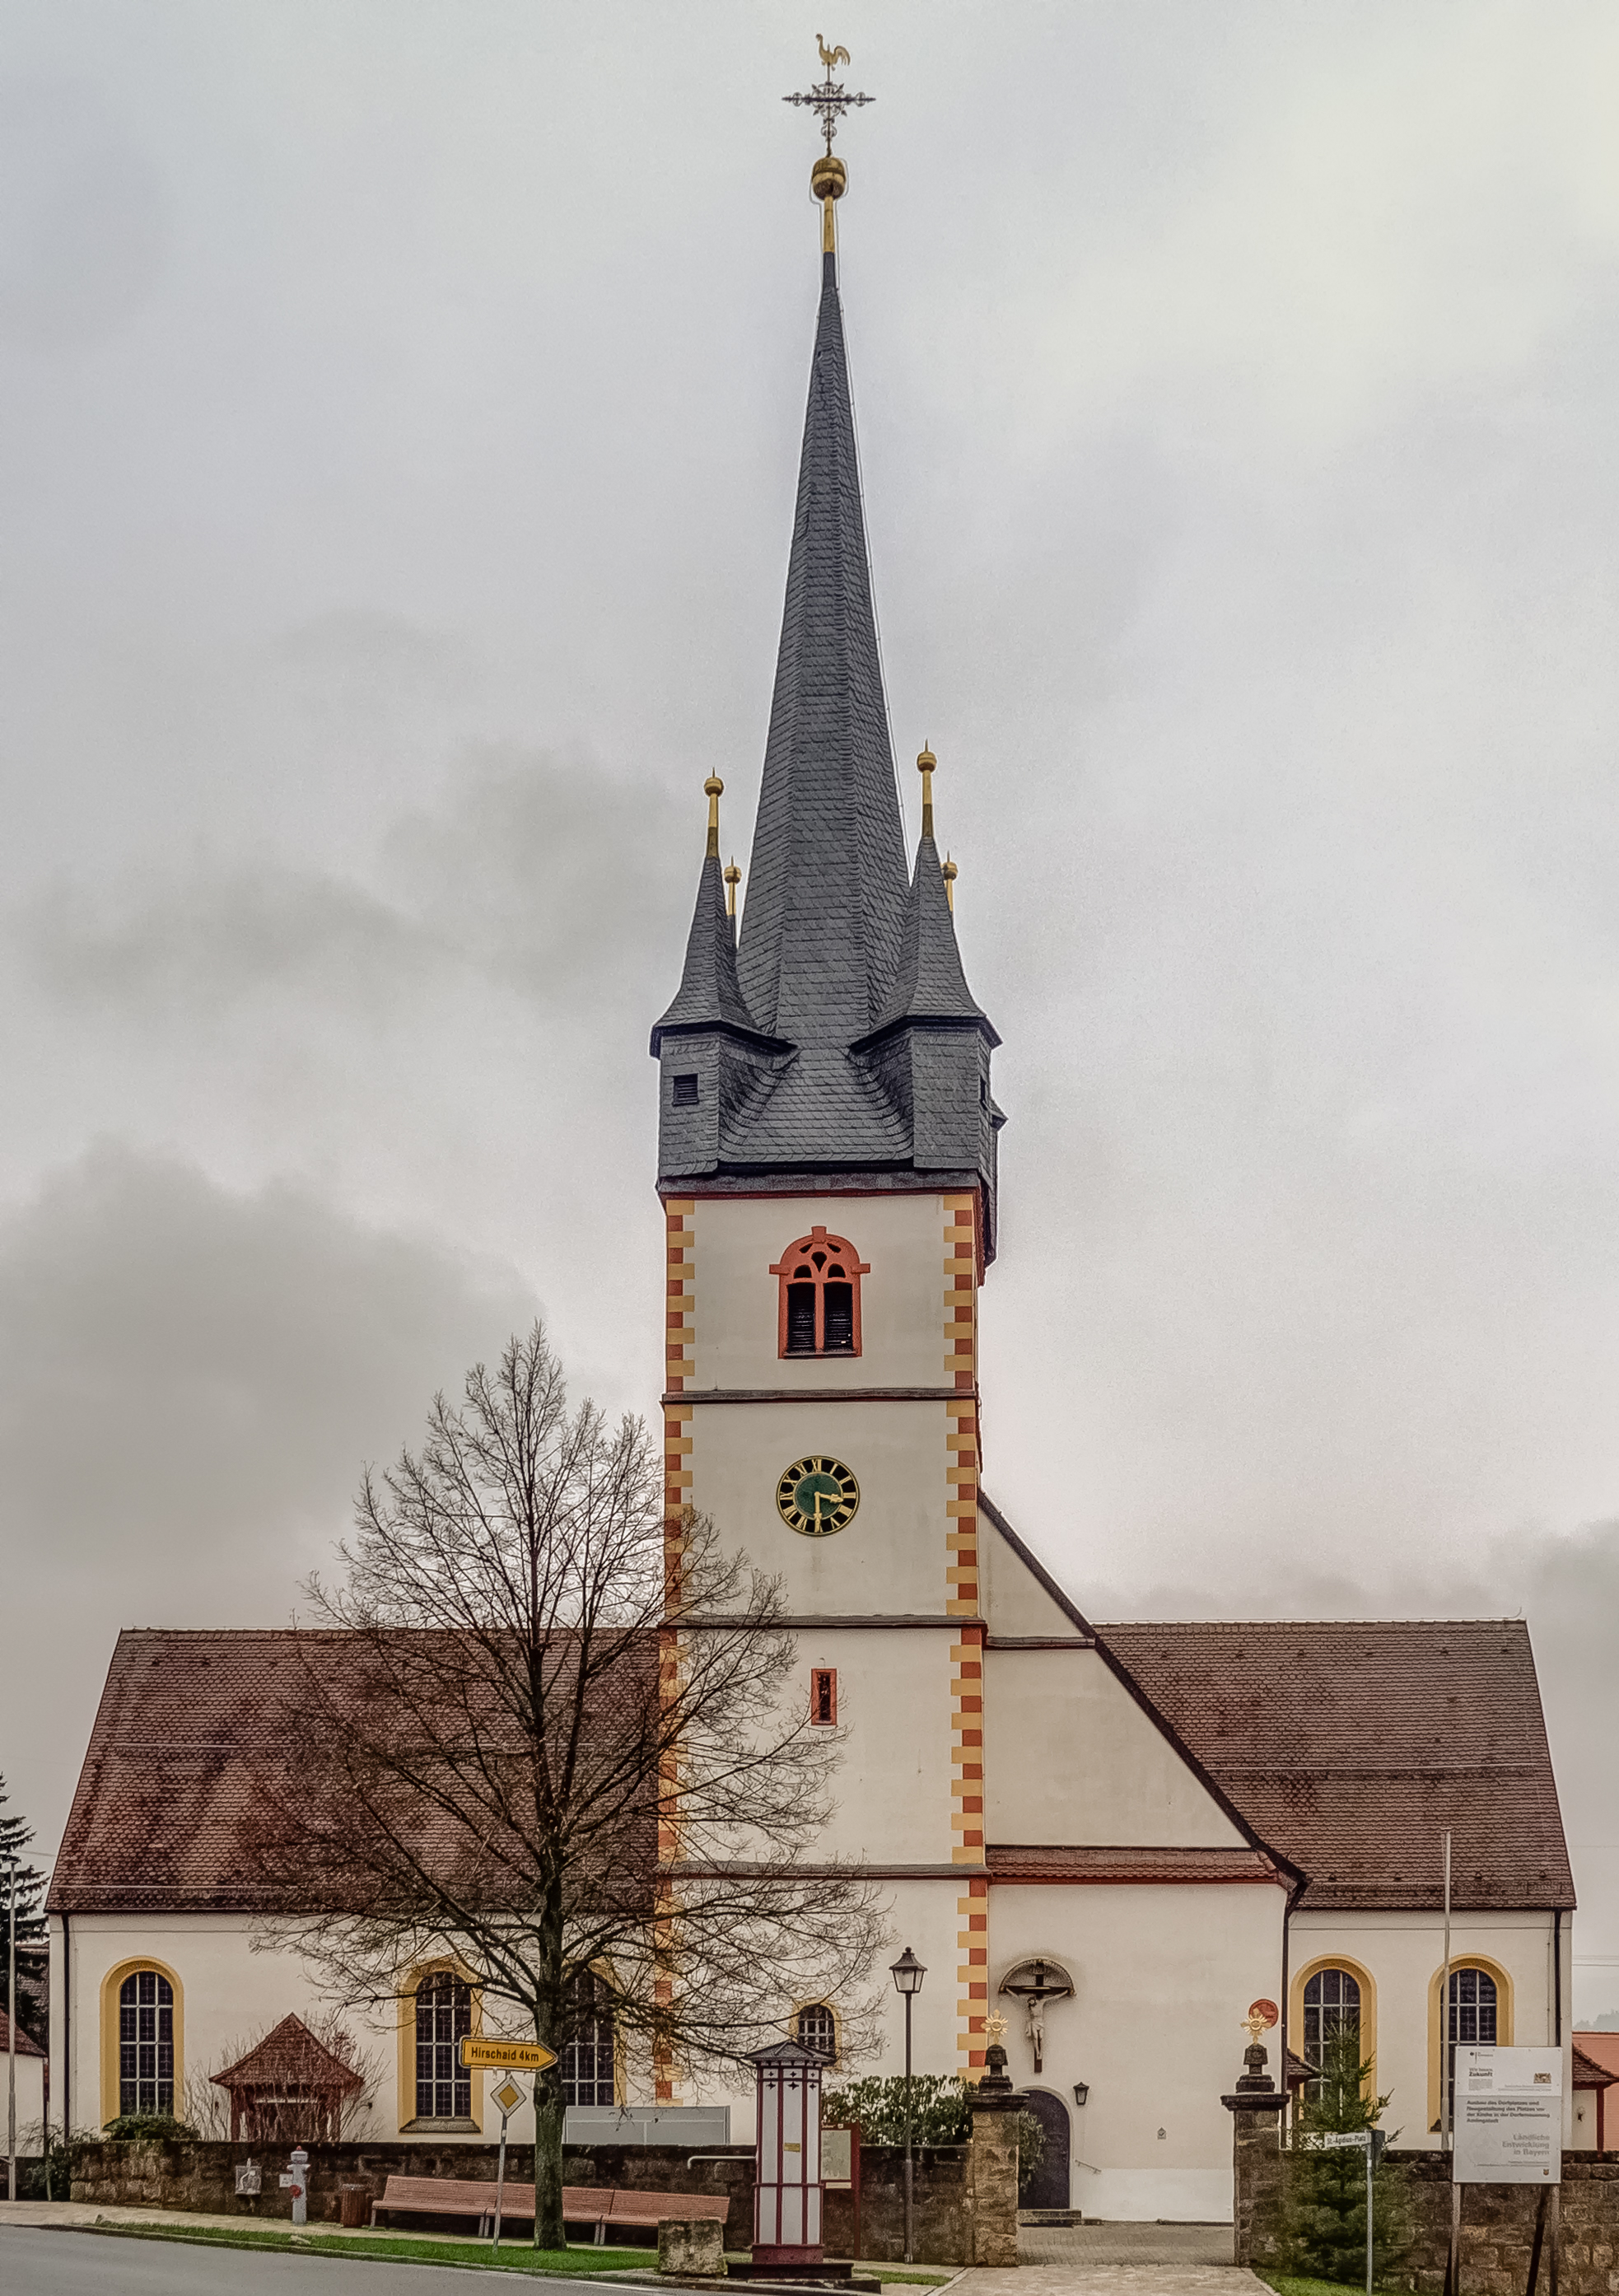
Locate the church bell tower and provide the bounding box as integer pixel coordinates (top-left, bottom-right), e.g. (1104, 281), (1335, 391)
(649, 66), (1005, 2083)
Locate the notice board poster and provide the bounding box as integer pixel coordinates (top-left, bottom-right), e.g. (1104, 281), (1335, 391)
(1453, 2047), (1564, 2184)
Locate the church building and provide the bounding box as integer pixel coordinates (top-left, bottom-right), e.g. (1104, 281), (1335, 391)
(46, 128), (1575, 2225)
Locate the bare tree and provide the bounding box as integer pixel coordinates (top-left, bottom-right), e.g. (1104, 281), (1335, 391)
(250, 1322), (884, 2248)
(187, 2010), (383, 2144)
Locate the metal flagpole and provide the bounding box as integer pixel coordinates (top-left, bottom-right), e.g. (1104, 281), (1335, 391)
(7, 1854), (17, 2203)
(1443, 1831), (1459, 2296)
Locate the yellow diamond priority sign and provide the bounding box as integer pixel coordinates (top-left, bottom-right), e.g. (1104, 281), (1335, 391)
(491, 2075), (525, 2118)
(460, 2037), (558, 2072)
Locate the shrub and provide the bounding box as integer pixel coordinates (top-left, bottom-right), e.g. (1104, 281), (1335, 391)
(819, 2075), (1045, 2191)
(102, 2112), (199, 2142)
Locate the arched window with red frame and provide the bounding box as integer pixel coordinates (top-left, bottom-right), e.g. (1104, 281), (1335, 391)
(769, 1226), (870, 1358)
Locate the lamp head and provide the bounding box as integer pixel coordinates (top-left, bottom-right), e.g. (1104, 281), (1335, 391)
(889, 1945), (926, 1997)
(1073, 2081), (1089, 2107)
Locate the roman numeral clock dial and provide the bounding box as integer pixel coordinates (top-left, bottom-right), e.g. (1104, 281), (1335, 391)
(776, 1455), (860, 1538)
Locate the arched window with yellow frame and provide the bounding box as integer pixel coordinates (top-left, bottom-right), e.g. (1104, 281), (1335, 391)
(99, 1958), (184, 2130)
(1428, 1958), (1514, 2134)
(1289, 1954), (1378, 2098)
(396, 1959), (483, 2133)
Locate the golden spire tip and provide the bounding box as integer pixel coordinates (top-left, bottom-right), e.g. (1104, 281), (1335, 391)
(704, 775), (724, 859)
(942, 852), (958, 911)
(917, 744), (936, 840)
(723, 858), (741, 918)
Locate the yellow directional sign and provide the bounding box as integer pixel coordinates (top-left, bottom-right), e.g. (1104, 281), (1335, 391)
(460, 2037), (558, 2071)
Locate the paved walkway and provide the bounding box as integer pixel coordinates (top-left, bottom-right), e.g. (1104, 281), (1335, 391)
(1019, 2224), (1238, 2267)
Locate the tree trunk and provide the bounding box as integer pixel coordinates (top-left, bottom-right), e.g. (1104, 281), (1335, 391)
(534, 2077), (567, 2250)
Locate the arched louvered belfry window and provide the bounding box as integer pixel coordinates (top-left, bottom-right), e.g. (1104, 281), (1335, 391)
(769, 1226), (870, 1358)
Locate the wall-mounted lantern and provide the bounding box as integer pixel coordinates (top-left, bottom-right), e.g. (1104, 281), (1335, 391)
(1072, 2081), (1089, 2108)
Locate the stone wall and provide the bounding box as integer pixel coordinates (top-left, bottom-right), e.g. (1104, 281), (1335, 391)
(1235, 2116), (1619, 2295)
(67, 2135), (983, 2263)
(70, 2139), (756, 2239)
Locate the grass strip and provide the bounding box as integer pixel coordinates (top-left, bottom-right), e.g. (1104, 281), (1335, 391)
(1257, 2273), (1408, 2296)
(79, 2221), (947, 2286)
(82, 2222), (665, 2276)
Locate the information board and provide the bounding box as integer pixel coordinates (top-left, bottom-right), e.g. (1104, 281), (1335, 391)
(1453, 2046), (1563, 2185)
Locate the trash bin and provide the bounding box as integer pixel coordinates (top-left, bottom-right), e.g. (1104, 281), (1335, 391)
(340, 2186), (371, 2230)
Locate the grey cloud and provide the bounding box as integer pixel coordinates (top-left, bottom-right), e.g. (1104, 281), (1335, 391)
(0, 78), (165, 350)
(20, 746), (693, 1019)
(1, 1142), (539, 1855)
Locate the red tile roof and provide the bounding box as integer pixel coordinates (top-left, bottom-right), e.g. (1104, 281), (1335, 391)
(0, 2009), (45, 2058)
(1575, 2032), (1619, 2084)
(48, 1626), (655, 1916)
(987, 1844), (1286, 1884)
(1098, 1621), (1574, 1912)
(214, 2013), (363, 2095)
(1572, 2042), (1619, 2090)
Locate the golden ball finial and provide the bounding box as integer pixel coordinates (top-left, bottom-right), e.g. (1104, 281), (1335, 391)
(704, 776), (724, 798)
(942, 853), (959, 911)
(811, 154), (847, 203)
(704, 774), (724, 857)
(722, 859), (741, 920)
(917, 745), (936, 773)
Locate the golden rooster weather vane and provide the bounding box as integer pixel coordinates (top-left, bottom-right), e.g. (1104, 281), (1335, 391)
(783, 33), (873, 157)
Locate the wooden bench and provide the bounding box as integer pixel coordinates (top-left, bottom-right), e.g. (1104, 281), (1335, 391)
(369, 2172), (730, 2244)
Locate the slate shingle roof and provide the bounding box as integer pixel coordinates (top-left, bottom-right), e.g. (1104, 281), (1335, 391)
(737, 250), (911, 1048)
(1097, 1619), (1575, 1912)
(865, 830), (995, 1042)
(653, 852), (771, 1047)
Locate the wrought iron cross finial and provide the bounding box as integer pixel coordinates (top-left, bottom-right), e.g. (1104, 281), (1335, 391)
(783, 34), (873, 156)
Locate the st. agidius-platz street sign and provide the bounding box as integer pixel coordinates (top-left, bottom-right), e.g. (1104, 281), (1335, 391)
(1453, 2047), (1564, 2184)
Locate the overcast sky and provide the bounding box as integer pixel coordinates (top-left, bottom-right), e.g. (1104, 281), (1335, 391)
(6, 0), (1619, 2014)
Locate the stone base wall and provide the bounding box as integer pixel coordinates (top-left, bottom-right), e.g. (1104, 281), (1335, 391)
(67, 2136), (981, 2264)
(1237, 2126), (1619, 2296)
(69, 2140), (755, 2240)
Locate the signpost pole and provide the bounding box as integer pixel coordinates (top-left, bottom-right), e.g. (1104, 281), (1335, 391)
(492, 2100), (510, 2253)
(1365, 2135), (1374, 2296)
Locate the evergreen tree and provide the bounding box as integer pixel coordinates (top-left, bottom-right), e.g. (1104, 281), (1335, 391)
(1281, 2020), (1406, 2285)
(0, 1772), (48, 1995)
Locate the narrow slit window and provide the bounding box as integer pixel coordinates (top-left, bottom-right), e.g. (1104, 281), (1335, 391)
(810, 1668), (837, 1724)
(770, 1228), (870, 1359)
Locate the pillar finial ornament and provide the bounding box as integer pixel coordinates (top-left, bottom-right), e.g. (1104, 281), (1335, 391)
(917, 744), (936, 838)
(704, 775), (724, 860)
(723, 858), (741, 917)
(942, 854), (958, 910)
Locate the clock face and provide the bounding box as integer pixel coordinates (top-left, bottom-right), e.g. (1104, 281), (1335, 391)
(776, 1455), (860, 1538)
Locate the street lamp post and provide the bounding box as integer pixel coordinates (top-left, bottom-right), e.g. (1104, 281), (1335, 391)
(890, 1948), (926, 2266)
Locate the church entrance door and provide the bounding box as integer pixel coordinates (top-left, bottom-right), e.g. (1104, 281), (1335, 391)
(1020, 2088), (1071, 2212)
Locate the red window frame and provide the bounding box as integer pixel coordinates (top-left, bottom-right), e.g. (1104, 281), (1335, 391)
(810, 1668), (837, 1725)
(769, 1225), (870, 1359)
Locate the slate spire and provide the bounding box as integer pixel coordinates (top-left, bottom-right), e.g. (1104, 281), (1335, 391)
(735, 245), (910, 1046)
(651, 777), (769, 1048)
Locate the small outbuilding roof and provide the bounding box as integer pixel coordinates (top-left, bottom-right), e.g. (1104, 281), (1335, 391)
(212, 2014), (362, 2096)
(0, 2008), (44, 2059)
(1573, 2037), (1619, 2089)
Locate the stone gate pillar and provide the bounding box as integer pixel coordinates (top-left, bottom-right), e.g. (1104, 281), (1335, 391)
(1222, 2041), (1289, 2267)
(968, 2039), (1024, 2269)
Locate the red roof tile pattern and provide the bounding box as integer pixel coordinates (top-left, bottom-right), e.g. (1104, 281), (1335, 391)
(987, 1844), (1285, 1884)
(1572, 2042), (1619, 2090)
(48, 1626), (655, 1916)
(214, 2014), (363, 2095)
(1097, 1621), (1574, 1913)
(0, 2009), (45, 2058)
(1575, 2033), (1619, 2084)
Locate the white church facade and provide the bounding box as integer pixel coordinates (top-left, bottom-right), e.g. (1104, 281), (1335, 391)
(46, 144), (1576, 2225)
